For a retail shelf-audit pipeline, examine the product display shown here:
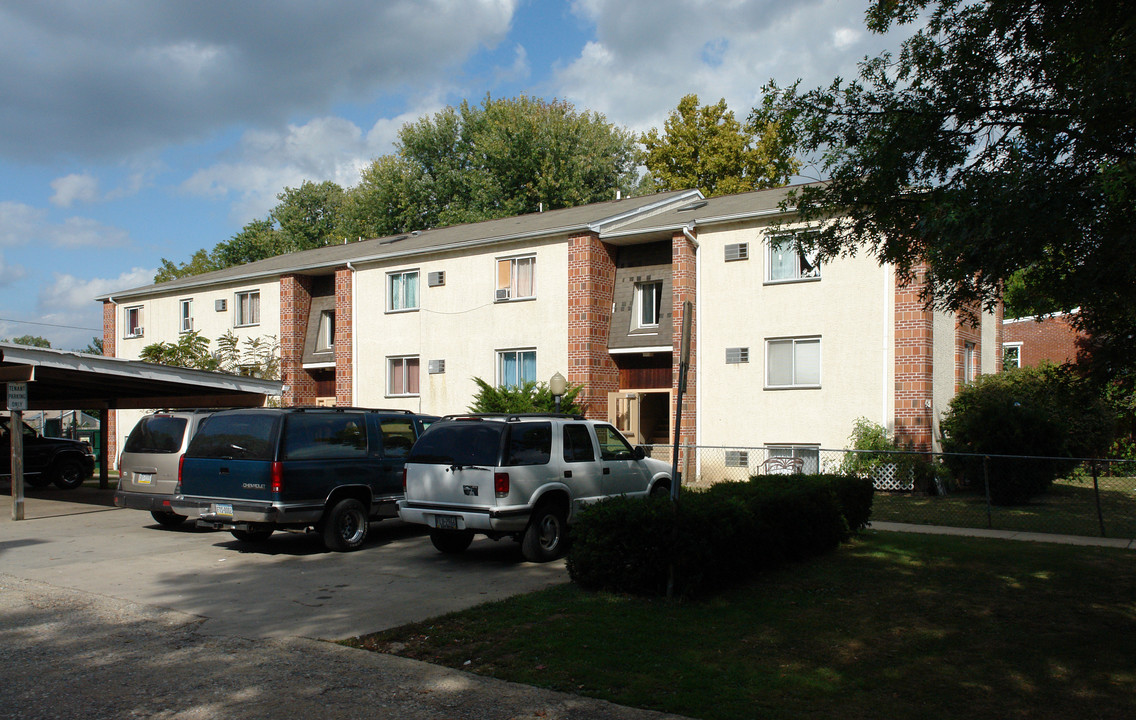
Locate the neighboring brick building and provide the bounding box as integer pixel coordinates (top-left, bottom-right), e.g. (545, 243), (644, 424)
(99, 185), (999, 464)
(1002, 312), (1084, 368)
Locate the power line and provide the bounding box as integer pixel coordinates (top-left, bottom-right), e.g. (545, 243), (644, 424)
(0, 317), (101, 332)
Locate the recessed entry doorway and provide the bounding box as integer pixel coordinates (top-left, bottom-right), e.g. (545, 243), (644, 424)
(607, 390), (671, 446)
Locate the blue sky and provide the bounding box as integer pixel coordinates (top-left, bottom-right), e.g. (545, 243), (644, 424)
(0, 0), (911, 350)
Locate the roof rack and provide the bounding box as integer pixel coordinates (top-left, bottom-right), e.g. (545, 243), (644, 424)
(441, 412), (587, 422)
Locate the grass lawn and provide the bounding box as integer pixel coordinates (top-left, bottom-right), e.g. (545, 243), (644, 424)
(345, 532), (1136, 720)
(872, 476), (1136, 538)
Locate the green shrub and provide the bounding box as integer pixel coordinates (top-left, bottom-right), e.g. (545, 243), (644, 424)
(841, 417), (942, 494)
(939, 363), (1115, 505)
(467, 377), (585, 414)
(566, 475), (871, 598)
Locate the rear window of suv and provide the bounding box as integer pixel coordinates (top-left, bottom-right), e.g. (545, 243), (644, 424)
(504, 422), (551, 466)
(281, 413), (368, 460)
(123, 415), (188, 454)
(186, 413), (279, 461)
(409, 421), (505, 466)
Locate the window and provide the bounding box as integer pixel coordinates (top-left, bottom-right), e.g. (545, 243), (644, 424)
(388, 356), (420, 396)
(633, 281), (663, 329)
(235, 290), (260, 327)
(388, 270), (419, 311)
(504, 423), (552, 466)
(766, 337), (821, 388)
(315, 310), (335, 352)
(498, 349), (536, 389)
(380, 419), (416, 458)
(124, 306), (143, 337)
(767, 445), (820, 474)
(281, 413), (367, 460)
(767, 231), (820, 282)
(1003, 343), (1022, 370)
(964, 342), (977, 384)
(496, 255), (535, 300)
(180, 299), (193, 333)
(594, 424), (636, 461)
(563, 424), (596, 463)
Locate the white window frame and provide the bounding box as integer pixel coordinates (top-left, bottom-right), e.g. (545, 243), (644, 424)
(235, 290), (260, 327)
(766, 230), (821, 283)
(765, 337), (821, 389)
(497, 348), (537, 389)
(964, 341), (977, 384)
(633, 280), (664, 330)
(1003, 342), (1022, 370)
(123, 306), (144, 338)
(387, 356), (420, 397)
(179, 299), (193, 333)
(495, 255), (536, 301)
(387, 269), (420, 312)
(766, 445), (821, 474)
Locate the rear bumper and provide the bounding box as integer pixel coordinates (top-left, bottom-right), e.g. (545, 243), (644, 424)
(115, 490), (179, 514)
(171, 497), (325, 527)
(397, 500), (531, 533)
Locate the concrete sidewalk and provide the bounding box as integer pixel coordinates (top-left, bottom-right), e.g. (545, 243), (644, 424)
(871, 520), (1136, 549)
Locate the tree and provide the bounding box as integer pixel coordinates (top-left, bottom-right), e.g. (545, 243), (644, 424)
(758, 0), (1136, 372)
(139, 330), (279, 381)
(467, 377), (585, 415)
(642, 94), (800, 197)
(272, 180), (345, 252)
(80, 337), (103, 355)
(4, 335), (51, 348)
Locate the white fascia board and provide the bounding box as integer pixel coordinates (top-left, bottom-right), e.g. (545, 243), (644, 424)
(608, 345), (673, 355)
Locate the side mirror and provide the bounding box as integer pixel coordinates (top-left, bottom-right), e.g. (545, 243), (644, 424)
(633, 446), (646, 460)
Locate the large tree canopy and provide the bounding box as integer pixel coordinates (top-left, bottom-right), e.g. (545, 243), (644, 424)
(642, 94), (800, 197)
(759, 0), (1136, 374)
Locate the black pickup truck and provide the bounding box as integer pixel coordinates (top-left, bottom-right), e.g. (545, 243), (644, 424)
(171, 407), (437, 551)
(1, 416), (96, 489)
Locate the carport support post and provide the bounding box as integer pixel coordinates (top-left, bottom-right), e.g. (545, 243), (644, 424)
(11, 408), (24, 521)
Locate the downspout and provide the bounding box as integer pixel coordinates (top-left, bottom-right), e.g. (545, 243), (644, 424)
(682, 225), (701, 462)
(346, 261), (358, 407)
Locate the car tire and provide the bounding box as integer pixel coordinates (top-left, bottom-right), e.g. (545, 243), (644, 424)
(651, 482), (671, 498)
(321, 498), (369, 552)
(231, 528), (273, 543)
(429, 528), (474, 554)
(150, 510), (187, 528)
(521, 501), (568, 563)
(49, 458), (87, 490)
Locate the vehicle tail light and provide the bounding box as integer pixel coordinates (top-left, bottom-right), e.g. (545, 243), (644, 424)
(271, 461), (284, 494)
(494, 472), (509, 498)
(175, 456), (184, 495)
(402, 468), (407, 492)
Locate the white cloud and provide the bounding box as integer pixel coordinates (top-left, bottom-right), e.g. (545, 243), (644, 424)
(0, 252), (27, 287)
(50, 173), (101, 207)
(558, 0), (913, 133)
(40, 267), (156, 315)
(0, 202), (45, 246)
(0, 201), (130, 248)
(0, 1), (519, 162)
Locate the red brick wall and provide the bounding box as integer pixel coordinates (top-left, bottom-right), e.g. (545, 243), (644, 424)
(280, 274), (315, 406)
(567, 232), (619, 419)
(671, 230), (696, 447)
(1002, 314), (1083, 367)
(102, 300), (117, 462)
(335, 267), (353, 406)
(893, 269), (934, 450)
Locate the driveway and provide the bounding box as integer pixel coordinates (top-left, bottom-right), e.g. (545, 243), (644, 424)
(1, 485), (686, 719)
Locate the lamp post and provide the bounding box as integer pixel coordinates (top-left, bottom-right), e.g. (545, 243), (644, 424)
(550, 372), (567, 414)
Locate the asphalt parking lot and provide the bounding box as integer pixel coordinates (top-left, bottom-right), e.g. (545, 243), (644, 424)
(0, 483), (568, 640)
(1, 484), (685, 719)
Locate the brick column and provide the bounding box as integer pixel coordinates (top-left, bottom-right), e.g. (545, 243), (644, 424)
(280, 274), (315, 406)
(894, 269), (934, 450)
(335, 267), (354, 406)
(102, 300), (117, 468)
(567, 232), (618, 419)
(671, 230), (697, 447)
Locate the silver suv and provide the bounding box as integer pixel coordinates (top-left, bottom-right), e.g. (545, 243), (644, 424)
(115, 409), (216, 527)
(398, 414), (671, 562)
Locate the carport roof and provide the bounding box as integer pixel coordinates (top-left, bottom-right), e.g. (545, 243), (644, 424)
(0, 343), (282, 411)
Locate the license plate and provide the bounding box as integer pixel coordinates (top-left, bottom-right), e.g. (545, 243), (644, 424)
(435, 514), (458, 530)
(214, 503), (233, 518)
(135, 473), (154, 485)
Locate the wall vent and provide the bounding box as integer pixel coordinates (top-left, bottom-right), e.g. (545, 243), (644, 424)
(428, 359), (445, 374)
(725, 450), (749, 467)
(726, 347), (749, 364)
(215, 299), (227, 312)
(724, 243), (749, 262)
(427, 271), (445, 287)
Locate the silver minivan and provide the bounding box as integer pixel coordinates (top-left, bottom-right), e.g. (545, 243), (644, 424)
(114, 410), (216, 527)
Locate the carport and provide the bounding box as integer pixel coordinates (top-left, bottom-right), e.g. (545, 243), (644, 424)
(0, 343), (282, 520)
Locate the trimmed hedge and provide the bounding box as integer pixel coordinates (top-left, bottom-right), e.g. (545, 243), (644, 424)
(566, 474), (873, 598)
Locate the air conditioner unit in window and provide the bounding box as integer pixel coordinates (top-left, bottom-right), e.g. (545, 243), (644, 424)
(495, 288), (511, 301)
(724, 243), (749, 262)
(132, 327), (143, 337)
(428, 359), (445, 374)
(215, 299), (227, 312)
(427, 271), (445, 287)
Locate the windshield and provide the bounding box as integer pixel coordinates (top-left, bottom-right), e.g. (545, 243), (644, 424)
(123, 416), (188, 454)
(186, 413), (279, 461)
(408, 421), (505, 466)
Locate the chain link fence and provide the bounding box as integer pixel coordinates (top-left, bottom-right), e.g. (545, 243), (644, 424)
(643, 444), (1136, 540)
